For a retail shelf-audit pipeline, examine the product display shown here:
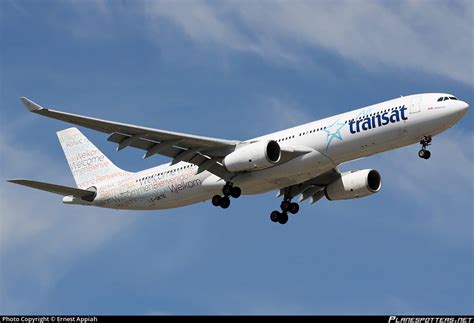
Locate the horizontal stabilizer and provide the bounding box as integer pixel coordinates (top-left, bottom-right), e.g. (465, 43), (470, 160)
(7, 179), (96, 201)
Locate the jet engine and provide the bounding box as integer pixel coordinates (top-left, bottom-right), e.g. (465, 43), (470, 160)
(325, 169), (381, 200)
(223, 140), (281, 172)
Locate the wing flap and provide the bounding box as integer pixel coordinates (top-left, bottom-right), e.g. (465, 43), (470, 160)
(108, 133), (161, 152)
(8, 179), (96, 201)
(106, 133), (214, 164)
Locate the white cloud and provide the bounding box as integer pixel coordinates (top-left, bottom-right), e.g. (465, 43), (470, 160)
(148, 1), (259, 54)
(144, 0), (473, 85)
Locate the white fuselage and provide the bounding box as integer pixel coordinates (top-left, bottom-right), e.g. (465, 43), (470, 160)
(77, 93), (469, 210)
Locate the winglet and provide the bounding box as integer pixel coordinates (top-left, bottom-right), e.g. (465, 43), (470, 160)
(20, 97), (45, 112)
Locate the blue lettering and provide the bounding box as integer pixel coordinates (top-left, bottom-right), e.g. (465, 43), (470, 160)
(371, 116), (377, 129)
(381, 112), (390, 125)
(400, 106), (408, 120)
(349, 120), (357, 134)
(361, 118), (372, 131)
(355, 119), (362, 133)
(389, 109), (400, 123)
(375, 114), (382, 127)
(349, 105), (408, 135)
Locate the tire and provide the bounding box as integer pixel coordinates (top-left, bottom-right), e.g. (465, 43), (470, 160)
(289, 203), (299, 215)
(418, 150), (426, 159)
(424, 150), (431, 159)
(280, 200), (291, 212)
(278, 213), (288, 224)
(220, 196), (230, 209)
(230, 187), (241, 199)
(222, 184), (232, 196)
(270, 211), (280, 222)
(212, 195), (222, 206)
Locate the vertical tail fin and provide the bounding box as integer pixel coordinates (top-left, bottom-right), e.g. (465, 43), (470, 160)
(57, 127), (130, 189)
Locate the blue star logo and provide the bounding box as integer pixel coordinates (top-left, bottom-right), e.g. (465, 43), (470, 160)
(324, 118), (346, 151)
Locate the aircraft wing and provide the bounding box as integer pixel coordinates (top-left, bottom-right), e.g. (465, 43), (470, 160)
(8, 179), (97, 201)
(20, 97), (313, 181)
(276, 168), (341, 204)
(20, 97), (239, 180)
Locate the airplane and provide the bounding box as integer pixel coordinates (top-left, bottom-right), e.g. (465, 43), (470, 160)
(8, 93), (469, 224)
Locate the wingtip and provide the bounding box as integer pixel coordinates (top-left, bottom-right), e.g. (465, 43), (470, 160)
(20, 97), (44, 112)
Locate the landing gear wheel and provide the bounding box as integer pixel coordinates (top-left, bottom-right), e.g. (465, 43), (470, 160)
(222, 184), (233, 196)
(280, 200), (291, 212)
(289, 202), (299, 215)
(418, 149), (426, 159)
(211, 195), (222, 207)
(278, 213), (289, 224)
(219, 196), (230, 209)
(270, 211), (280, 223)
(230, 187), (241, 199)
(419, 149), (431, 159)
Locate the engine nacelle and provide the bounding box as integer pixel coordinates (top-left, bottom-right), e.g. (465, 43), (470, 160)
(223, 140), (281, 172)
(325, 169), (381, 201)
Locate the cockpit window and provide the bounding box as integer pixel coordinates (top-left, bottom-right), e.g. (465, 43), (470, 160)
(437, 96), (459, 102)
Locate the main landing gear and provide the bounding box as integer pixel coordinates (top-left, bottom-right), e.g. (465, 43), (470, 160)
(418, 135), (432, 160)
(270, 198), (299, 225)
(211, 182), (242, 209)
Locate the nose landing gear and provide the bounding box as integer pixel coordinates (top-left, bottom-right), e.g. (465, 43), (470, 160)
(418, 135), (432, 159)
(211, 182), (242, 209)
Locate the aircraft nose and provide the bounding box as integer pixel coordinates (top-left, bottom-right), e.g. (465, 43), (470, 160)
(459, 101), (469, 113)
(454, 100), (469, 120)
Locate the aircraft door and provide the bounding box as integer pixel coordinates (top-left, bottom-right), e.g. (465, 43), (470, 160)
(409, 95), (422, 114)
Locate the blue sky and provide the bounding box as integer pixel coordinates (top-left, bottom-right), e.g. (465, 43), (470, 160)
(1, 0), (473, 315)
